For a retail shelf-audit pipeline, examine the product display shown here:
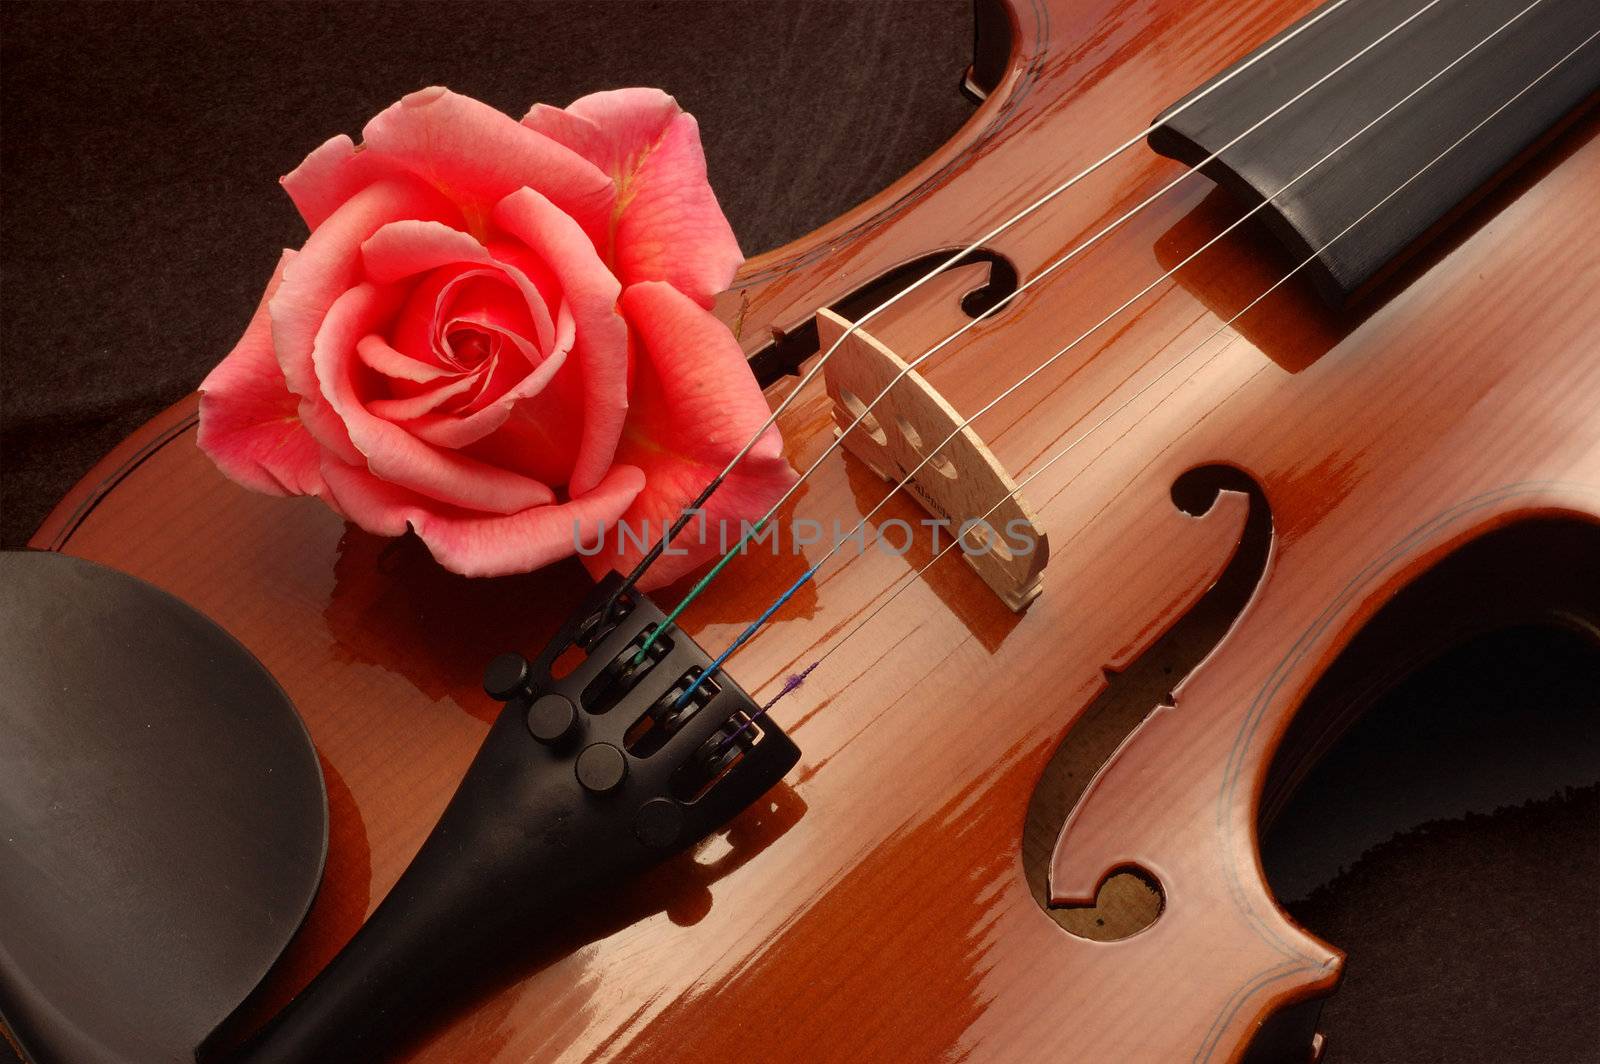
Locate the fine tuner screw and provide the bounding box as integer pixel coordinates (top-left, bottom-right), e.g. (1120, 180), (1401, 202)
(482, 652), (530, 701)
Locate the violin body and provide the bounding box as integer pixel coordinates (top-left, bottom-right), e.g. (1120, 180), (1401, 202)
(33, 0), (1600, 1059)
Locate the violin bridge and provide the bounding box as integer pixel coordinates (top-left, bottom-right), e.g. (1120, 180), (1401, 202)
(817, 308), (1047, 611)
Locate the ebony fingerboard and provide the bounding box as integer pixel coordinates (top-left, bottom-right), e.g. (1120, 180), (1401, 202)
(1149, 0), (1599, 304)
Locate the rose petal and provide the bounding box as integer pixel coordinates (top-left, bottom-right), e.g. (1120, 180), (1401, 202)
(493, 187), (629, 497)
(356, 334), (455, 384)
(322, 460), (646, 578)
(360, 219), (488, 283)
(198, 250), (325, 496)
(585, 281), (794, 587)
(440, 283), (544, 367)
(367, 374), (480, 421)
(524, 88), (742, 306)
(386, 263), (488, 369)
(360, 86), (615, 239)
(457, 398), (585, 490)
(280, 134), (397, 231)
(313, 284), (557, 513)
(399, 303), (575, 451)
(362, 220), (556, 354)
(269, 177), (457, 464)
(443, 316), (542, 378)
(361, 220), (580, 451)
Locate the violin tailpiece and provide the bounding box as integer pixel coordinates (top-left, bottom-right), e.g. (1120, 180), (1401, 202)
(817, 308), (1048, 611)
(229, 574), (799, 1063)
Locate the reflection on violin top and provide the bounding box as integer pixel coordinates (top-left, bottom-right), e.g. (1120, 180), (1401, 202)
(327, 528), (592, 722)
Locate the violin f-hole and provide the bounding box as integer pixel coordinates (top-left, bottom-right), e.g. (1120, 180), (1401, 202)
(1024, 464), (1274, 940)
(744, 247), (1020, 386)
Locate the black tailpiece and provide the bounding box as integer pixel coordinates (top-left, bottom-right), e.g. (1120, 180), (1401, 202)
(228, 574), (799, 1064)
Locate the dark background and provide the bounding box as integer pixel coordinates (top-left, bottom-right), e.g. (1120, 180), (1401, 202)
(1, 3), (1595, 1062)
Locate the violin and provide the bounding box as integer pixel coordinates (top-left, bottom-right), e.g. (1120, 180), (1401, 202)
(23, 0), (1600, 1060)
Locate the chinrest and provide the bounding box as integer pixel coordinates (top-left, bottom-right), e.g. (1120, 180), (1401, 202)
(0, 552), (325, 1064)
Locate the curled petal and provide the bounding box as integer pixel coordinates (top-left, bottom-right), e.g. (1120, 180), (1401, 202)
(386, 263), (490, 369)
(361, 220), (575, 451)
(322, 460), (646, 578)
(524, 88), (742, 306)
(519, 90), (680, 187)
(356, 334), (454, 384)
(587, 281), (794, 588)
(281, 134), (396, 231)
(313, 284), (556, 514)
(396, 309), (574, 451)
(269, 177), (457, 464)
(361, 220), (556, 353)
(198, 250), (325, 496)
(361, 86), (615, 238)
(367, 374), (479, 421)
(360, 219), (493, 283)
(493, 187), (629, 497)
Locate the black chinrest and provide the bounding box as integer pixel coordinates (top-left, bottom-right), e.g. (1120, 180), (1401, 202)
(0, 552), (325, 1064)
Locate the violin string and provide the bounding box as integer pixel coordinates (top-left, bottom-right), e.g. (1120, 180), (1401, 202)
(728, 22), (1600, 742)
(605, 0), (1361, 609)
(629, 0), (1444, 659)
(662, 0), (1544, 707)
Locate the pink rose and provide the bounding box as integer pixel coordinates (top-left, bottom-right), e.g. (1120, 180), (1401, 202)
(198, 86), (793, 586)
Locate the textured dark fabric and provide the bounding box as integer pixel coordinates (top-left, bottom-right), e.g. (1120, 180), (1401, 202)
(1, 5), (1595, 1064)
(1264, 626), (1600, 1064)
